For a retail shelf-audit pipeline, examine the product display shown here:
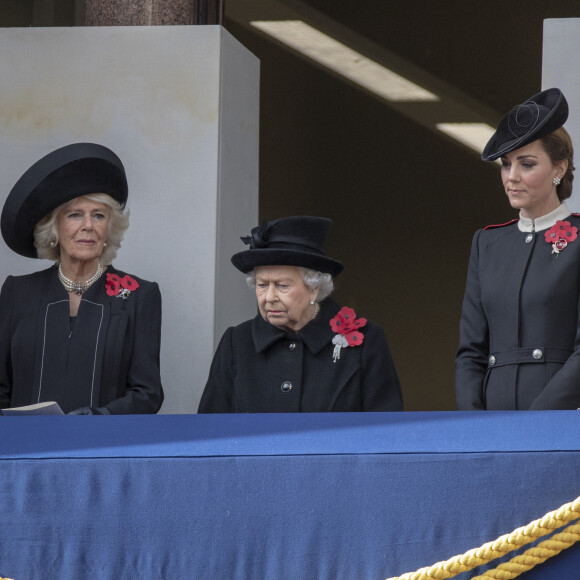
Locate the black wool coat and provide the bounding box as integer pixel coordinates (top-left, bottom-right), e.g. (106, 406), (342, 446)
(198, 298), (403, 413)
(0, 265), (163, 414)
(456, 209), (580, 410)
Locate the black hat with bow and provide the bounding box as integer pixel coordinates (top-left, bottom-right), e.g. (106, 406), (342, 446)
(1, 142), (128, 259)
(481, 88), (569, 161)
(231, 216), (344, 277)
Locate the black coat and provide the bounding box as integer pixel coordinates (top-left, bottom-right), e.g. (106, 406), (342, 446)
(456, 209), (580, 410)
(0, 265), (163, 414)
(198, 298), (402, 412)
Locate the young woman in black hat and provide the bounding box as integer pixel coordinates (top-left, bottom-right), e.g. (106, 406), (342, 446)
(198, 216), (402, 413)
(0, 143), (163, 414)
(455, 88), (578, 410)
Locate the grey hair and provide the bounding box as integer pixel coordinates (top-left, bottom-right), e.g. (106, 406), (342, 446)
(246, 267), (334, 301)
(33, 193), (129, 265)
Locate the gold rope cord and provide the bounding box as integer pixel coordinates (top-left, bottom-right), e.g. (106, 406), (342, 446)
(472, 522), (580, 579)
(385, 496), (580, 580)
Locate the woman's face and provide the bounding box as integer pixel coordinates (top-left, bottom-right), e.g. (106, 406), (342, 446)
(57, 196), (110, 267)
(255, 265), (319, 333)
(500, 140), (567, 219)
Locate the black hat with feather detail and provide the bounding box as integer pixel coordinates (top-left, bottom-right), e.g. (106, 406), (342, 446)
(231, 216), (344, 277)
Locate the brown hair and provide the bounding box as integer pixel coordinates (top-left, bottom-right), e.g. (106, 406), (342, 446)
(540, 127), (575, 201)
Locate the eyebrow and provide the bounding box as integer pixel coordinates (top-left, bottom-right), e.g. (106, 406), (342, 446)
(500, 154), (538, 162)
(256, 277), (294, 283)
(65, 206), (106, 212)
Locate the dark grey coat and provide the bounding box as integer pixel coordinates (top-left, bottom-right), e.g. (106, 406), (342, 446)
(198, 298), (402, 413)
(0, 265), (163, 414)
(456, 214), (580, 410)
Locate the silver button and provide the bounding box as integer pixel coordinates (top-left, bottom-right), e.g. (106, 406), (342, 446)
(488, 355), (496, 366)
(525, 233), (534, 243)
(288, 342), (296, 351)
(532, 349), (543, 360)
(281, 381), (292, 393)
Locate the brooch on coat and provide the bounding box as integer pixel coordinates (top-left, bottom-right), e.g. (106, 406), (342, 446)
(544, 220), (578, 256)
(105, 273), (140, 300)
(329, 306), (366, 362)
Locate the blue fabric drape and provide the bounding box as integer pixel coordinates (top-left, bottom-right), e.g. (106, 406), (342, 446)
(0, 412), (578, 579)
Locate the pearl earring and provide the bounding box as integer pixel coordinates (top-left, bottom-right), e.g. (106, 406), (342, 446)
(553, 177), (562, 186)
(49, 241), (56, 247)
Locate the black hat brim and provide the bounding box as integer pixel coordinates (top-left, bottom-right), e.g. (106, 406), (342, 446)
(1, 143), (128, 258)
(231, 248), (344, 277)
(481, 88), (568, 161)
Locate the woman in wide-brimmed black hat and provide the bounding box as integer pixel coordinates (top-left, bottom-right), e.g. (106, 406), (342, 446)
(0, 143), (163, 414)
(456, 87), (579, 410)
(198, 216), (402, 413)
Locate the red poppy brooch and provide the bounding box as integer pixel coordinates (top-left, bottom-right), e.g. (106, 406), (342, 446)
(544, 220), (578, 256)
(106, 273), (140, 300)
(329, 306), (367, 362)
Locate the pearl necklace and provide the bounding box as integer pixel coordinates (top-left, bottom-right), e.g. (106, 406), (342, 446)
(58, 262), (104, 295)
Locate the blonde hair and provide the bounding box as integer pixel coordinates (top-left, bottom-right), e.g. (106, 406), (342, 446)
(34, 193), (129, 265)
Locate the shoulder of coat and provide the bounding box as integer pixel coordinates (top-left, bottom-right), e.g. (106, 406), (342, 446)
(235, 317), (254, 331)
(106, 265), (155, 288)
(8, 265), (54, 285)
(233, 317), (255, 339)
(482, 219), (518, 231)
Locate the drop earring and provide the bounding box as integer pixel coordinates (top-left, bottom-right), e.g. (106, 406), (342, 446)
(310, 300), (320, 319)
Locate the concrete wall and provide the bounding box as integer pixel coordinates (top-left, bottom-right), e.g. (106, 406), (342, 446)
(543, 18), (580, 210)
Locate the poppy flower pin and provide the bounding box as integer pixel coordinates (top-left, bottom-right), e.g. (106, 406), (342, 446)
(329, 306), (367, 362)
(544, 220), (578, 257)
(106, 273), (140, 300)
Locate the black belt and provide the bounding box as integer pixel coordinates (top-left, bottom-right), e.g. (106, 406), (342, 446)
(487, 347), (573, 368)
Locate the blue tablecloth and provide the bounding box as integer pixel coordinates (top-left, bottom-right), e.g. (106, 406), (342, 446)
(0, 412), (579, 579)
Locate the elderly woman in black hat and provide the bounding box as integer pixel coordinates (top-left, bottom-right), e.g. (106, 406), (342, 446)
(0, 143), (163, 414)
(198, 216), (402, 413)
(456, 88), (579, 410)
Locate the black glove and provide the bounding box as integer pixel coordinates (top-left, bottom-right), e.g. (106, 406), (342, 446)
(67, 406), (111, 415)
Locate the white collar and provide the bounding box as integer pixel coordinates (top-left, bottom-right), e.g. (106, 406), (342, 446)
(518, 203), (572, 232)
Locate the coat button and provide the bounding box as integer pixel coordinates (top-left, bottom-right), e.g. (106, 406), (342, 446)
(525, 233), (534, 243)
(532, 348), (543, 360)
(281, 381), (292, 392)
(488, 355), (496, 366)
(288, 342), (296, 351)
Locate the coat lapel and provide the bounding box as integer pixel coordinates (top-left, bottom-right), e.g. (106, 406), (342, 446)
(31, 267), (69, 404)
(78, 268), (127, 408)
(96, 268), (128, 402)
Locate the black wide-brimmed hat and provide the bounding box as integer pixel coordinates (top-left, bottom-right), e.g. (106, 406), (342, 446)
(1, 142), (128, 258)
(231, 216), (344, 277)
(481, 88), (569, 161)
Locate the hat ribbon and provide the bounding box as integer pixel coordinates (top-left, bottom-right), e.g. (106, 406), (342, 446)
(241, 224), (322, 253)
